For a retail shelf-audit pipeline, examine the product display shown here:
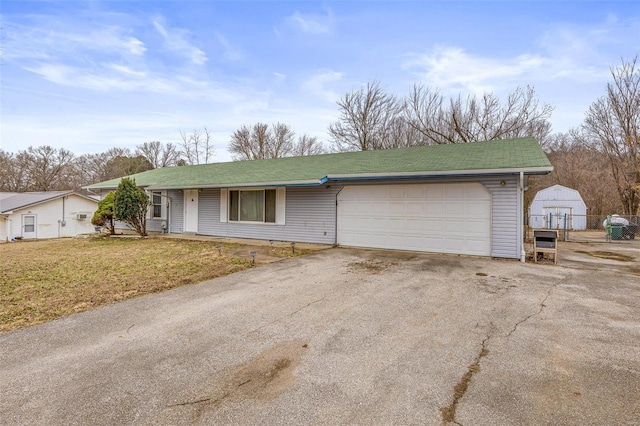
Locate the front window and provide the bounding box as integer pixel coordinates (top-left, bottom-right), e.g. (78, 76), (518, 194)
(152, 192), (162, 218)
(229, 189), (276, 223)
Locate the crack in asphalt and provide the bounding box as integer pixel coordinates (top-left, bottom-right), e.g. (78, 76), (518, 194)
(506, 279), (561, 337)
(168, 396), (215, 407)
(246, 295), (327, 335)
(440, 335), (491, 425)
(441, 277), (565, 424)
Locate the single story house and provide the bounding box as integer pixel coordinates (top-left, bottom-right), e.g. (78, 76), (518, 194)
(528, 184), (587, 230)
(0, 191), (99, 242)
(87, 137), (552, 261)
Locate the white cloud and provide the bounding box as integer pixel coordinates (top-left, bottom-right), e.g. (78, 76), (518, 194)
(23, 63), (163, 92)
(3, 21), (147, 61)
(287, 10), (334, 34)
(403, 15), (638, 96)
(403, 46), (547, 94)
(214, 31), (243, 62)
(152, 17), (208, 65)
(303, 70), (343, 102)
(21, 62), (243, 104)
(107, 64), (148, 78)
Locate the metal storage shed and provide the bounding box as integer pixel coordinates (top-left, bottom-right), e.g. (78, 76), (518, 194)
(528, 184), (587, 230)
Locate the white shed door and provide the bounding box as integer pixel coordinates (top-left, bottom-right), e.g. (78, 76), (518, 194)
(337, 183), (491, 256)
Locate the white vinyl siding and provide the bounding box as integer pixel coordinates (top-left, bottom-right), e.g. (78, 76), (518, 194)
(199, 186), (338, 244)
(168, 189), (183, 233)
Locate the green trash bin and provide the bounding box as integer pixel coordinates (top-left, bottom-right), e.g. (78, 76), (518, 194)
(610, 225), (623, 240)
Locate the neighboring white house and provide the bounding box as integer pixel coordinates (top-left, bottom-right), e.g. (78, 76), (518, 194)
(0, 191), (99, 242)
(529, 184), (587, 230)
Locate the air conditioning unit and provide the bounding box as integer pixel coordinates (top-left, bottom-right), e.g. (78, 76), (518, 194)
(77, 214), (87, 220)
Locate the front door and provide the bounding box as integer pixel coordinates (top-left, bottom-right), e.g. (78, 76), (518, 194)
(22, 215), (37, 239)
(184, 190), (199, 233)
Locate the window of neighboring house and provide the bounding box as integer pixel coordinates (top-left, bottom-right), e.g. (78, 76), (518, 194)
(152, 192), (163, 218)
(229, 189), (277, 223)
(24, 216), (35, 233)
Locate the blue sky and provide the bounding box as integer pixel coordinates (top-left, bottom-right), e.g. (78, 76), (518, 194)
(2, 1), (639, 162)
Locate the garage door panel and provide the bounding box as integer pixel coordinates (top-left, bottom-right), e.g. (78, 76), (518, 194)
(424, 220), (443, 231)
(424, 186), (444, 199)
(425, 202), (444, 215)
(388, 202), (406, 216)
(405, 202), (424, 215)
(445, 185), (466, 198)
(389, 186), (406, 198)
(406, 186), (425, 198)
(445, 202), (466, 216)
(338, 183), (491, 256)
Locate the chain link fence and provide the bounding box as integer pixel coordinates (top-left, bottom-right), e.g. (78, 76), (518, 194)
(526, 214), (639, 243)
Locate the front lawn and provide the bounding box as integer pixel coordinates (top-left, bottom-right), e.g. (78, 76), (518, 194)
(0, 236), (306, 332)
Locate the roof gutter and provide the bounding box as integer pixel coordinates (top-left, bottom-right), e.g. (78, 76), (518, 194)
(325, 166), (553, 181)
(143, 179), (325, 190)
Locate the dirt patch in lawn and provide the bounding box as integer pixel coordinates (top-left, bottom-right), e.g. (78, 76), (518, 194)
(0, 237), (315, 333)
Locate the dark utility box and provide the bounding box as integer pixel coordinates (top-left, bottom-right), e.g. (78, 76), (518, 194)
(534, 230), (557, 249)
(533, 230), (559, 264)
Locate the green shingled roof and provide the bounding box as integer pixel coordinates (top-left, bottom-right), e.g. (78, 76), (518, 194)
(86, 137), (552, 190)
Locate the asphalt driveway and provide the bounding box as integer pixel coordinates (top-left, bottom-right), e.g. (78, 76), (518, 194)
(2, 246), (639, 425)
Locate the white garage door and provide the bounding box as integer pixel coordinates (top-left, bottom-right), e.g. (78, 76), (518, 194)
(337, 183), (491, 256)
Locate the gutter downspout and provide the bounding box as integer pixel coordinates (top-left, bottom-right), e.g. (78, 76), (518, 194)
(58, 196), (66, 238)
(520, 171), (526, 263)
(167, 196), (172, 234)
(334, 186), (345, 246)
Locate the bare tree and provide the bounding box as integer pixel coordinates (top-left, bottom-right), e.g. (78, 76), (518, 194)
(405, 85), (554, 146)
(0, 150), (29, 192)
(135, 141), (182, 168)
(229, 123), (315, 160)
(582, 56), (639, 215)
(179, 127), (215, 165)
(292, 135), (326, 156)
(15, 146), (76, 191)
(229, 123), (269, 161)
(328, 81), (404, 151)
(270, 122), (295, 158)
(71, 147), (136, 188)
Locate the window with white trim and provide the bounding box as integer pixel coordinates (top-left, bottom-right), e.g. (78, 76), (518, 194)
(151, 192), (163, 218)
(221, 187), (285, 225)
(229, 189), (276, 223)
